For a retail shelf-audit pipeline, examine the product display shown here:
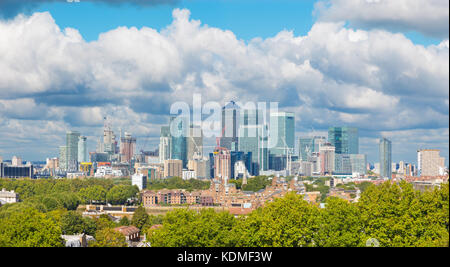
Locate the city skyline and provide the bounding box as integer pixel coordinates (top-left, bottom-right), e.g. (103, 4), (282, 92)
(0, 0), (448, 166)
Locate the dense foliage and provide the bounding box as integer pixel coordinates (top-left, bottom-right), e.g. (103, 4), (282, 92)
(147, 181), (449, 247)
(0, 178), (139, 216)
(0, 178), (448, 247)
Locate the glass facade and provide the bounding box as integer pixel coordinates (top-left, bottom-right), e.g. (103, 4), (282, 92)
(379, 138), (392, 179)
(269, 112), (295, 156)
(220, 101), (240, 151)
(67, 131), (80, 171)
(328, 127), (359, 154)
(170, 116), (188, 167)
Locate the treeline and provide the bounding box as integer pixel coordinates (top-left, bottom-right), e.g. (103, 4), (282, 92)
(0, 206), (163, 247)
(0, 178), (139, 217)
(147, 177), (210, 192)
(147, 181), (449, 247)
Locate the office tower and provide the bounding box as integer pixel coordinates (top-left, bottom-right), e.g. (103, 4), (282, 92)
(319, 143), (335, 175)
(170, 116), (188, 167)
(188, 158), (210, 179)
(11, 156), (22, 166)
(313, 136), (327, 153)
(214, 149), (231, 181)
(298, 136), (327, 162)
(187, 125), (203, 161)
(59, 146), (67, 171)
(159, 126), (171, 164)
(102, 117), (117, 156)
(239, 124), (269, 174)
(238, 108), (269, 173)
(66, 131), (80, 171)
(164, 159), (183, 178)
(300, 161), (313, 176)
(335, 154), (352, 174)
(220, 101), (240, 151)
(299, 137), (314, 161)
(328, 127), (359, 154)
(120, 132), (136, 163)
(78, 136), (88, 163)
(417, 149), (446, 176)
(379, 138), (392, 179)
(350, 154), (367, 175)
(269, 112), (295, 156)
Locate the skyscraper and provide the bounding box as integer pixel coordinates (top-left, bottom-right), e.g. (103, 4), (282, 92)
(298, 136), (326, 162)
(187, 125), (203, 161)
(78, 136), (88, 163)
(159, 126), (171, 164)
(102, 117), (117, 156)
(238, 109), (269, 174)
(59, 146), (67, 171)
(66, 131), (80, 171)
(379, 137), (392, 179)
(170, 116), (188, 167)
(220, 101), (240, 151)
(120, 132), (136, 163)
(214, 148), (231, 181)
(298, 137), (314, 161)
(269, 112), (295, 156)
(328, 127), (359, 154)
(417, 149), (446, 177)
(319, 143), (335, 175)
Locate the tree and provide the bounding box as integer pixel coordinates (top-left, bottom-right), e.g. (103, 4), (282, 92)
(148, 208), (236, 247)
(60, 211), (90, 235)
(119, 216), (130, 226)
(315, 197), (364, 247)
(0, 208), (63, 247)
(131, 206), (149, 230)
(106, 185), (139, 205)
(357, 181), (449, 247)
(78, 186), (107, 204)
(230, 192), (320, 247)
(89, 228), (128, 247)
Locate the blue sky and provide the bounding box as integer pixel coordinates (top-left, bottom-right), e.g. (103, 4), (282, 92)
(31, 0), (440, 45)
(0, 0), (448, 165)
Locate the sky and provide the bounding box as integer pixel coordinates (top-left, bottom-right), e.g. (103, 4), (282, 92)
(0, 0), (448, 165)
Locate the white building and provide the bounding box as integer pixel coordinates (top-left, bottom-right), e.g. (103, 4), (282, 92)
(132, 173), (147, 191)
(94, 166), (123, 178)
(0, 188), (19, 205)
(182, 170), (196, 180)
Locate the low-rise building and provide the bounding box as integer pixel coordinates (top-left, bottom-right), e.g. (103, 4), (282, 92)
(114, 226), (140, 242)
(0, 188), (19, 205)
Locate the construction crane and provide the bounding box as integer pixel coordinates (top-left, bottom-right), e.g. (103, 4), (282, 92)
(281, 136), (293, 175)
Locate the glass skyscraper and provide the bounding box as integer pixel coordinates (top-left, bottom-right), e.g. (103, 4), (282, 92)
(78, 136), (88, 163)
(220, 101), (240, 151)
(379, 137), (392, 179)
(238, 109), (268, 173)
(66, 131), (80, 171)
(269, 112), (295, 156)
(170, 116), (188, 167)
(328, 127), (359, 154)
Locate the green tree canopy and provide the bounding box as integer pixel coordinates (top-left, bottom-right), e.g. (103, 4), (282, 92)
(0, 208), (63, 247)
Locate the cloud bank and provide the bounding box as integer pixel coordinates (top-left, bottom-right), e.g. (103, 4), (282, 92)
(0, 9), (448, 163)
(315, 0), (449, 39)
